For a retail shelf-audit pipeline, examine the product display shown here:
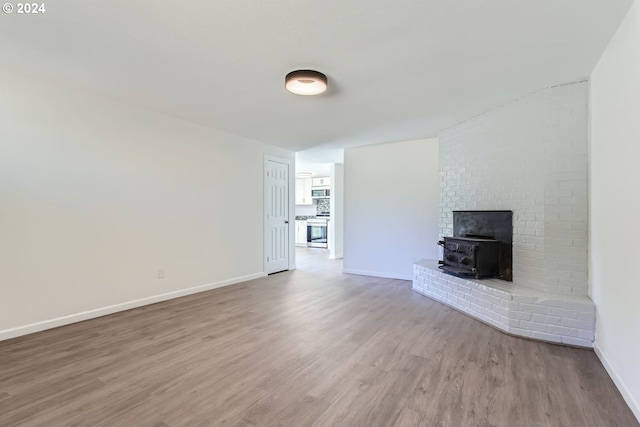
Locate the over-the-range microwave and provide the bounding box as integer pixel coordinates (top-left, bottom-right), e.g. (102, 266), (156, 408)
(311, 188), (330, 198)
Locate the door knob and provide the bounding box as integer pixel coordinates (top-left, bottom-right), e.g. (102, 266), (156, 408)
(284, 220), (289, 224)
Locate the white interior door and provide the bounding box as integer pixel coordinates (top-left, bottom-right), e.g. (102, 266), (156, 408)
(264, 158), (290, 274)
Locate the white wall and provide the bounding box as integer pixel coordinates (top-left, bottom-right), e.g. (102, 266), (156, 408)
(329, 163), (344, 259)
(590, 0), (640, 420)
(439, 82), (589, 296)
(343, 138), (439, 280)
(0, 69), (293, 338)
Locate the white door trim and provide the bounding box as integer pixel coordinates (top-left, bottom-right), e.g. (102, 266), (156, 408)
(264, 155), (296, 273)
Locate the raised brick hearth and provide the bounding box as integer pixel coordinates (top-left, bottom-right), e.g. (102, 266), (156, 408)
(413, 260), (595, 347)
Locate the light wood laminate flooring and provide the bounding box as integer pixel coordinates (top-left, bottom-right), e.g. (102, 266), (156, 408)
(0, 247), (637, 427)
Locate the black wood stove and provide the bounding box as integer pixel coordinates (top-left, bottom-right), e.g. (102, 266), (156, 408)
(438, 235), (501, 279)
(438, 211), (513, 281)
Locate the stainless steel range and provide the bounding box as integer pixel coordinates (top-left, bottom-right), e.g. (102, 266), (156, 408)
(307, 218), (328, 248)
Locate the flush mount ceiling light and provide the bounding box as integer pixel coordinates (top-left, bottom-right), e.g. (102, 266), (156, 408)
(285, 70), (327, 96)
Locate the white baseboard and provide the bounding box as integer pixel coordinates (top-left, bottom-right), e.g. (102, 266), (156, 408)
(594, 342), (640, 423)
(0, 272), (266, 342)
(342, 268), (412, 281)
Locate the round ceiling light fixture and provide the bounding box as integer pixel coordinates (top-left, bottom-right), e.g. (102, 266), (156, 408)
(285, 70), (327, 96)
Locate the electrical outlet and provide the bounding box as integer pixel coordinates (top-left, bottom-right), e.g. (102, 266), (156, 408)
(157, 268), (165, 279)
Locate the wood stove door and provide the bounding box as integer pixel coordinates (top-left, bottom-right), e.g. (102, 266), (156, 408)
(443, 240), (478, 272)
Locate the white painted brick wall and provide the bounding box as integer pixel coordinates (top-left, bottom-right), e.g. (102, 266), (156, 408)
(439, 82), (589, 296)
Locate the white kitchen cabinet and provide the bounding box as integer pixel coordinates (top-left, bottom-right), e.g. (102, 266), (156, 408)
(295, 178), (312, 205)
(312, 177), (331, 187)
(295, 220), (308, 246)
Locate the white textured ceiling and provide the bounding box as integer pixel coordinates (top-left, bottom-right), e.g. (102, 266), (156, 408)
(0, 1), (633, 153)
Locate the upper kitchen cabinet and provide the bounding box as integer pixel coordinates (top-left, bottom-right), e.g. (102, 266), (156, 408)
(312, 177), (331, 187)
(295, 178), (312, 205)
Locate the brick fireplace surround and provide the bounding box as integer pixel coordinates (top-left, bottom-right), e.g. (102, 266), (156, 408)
(412, 81), (596, 347)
